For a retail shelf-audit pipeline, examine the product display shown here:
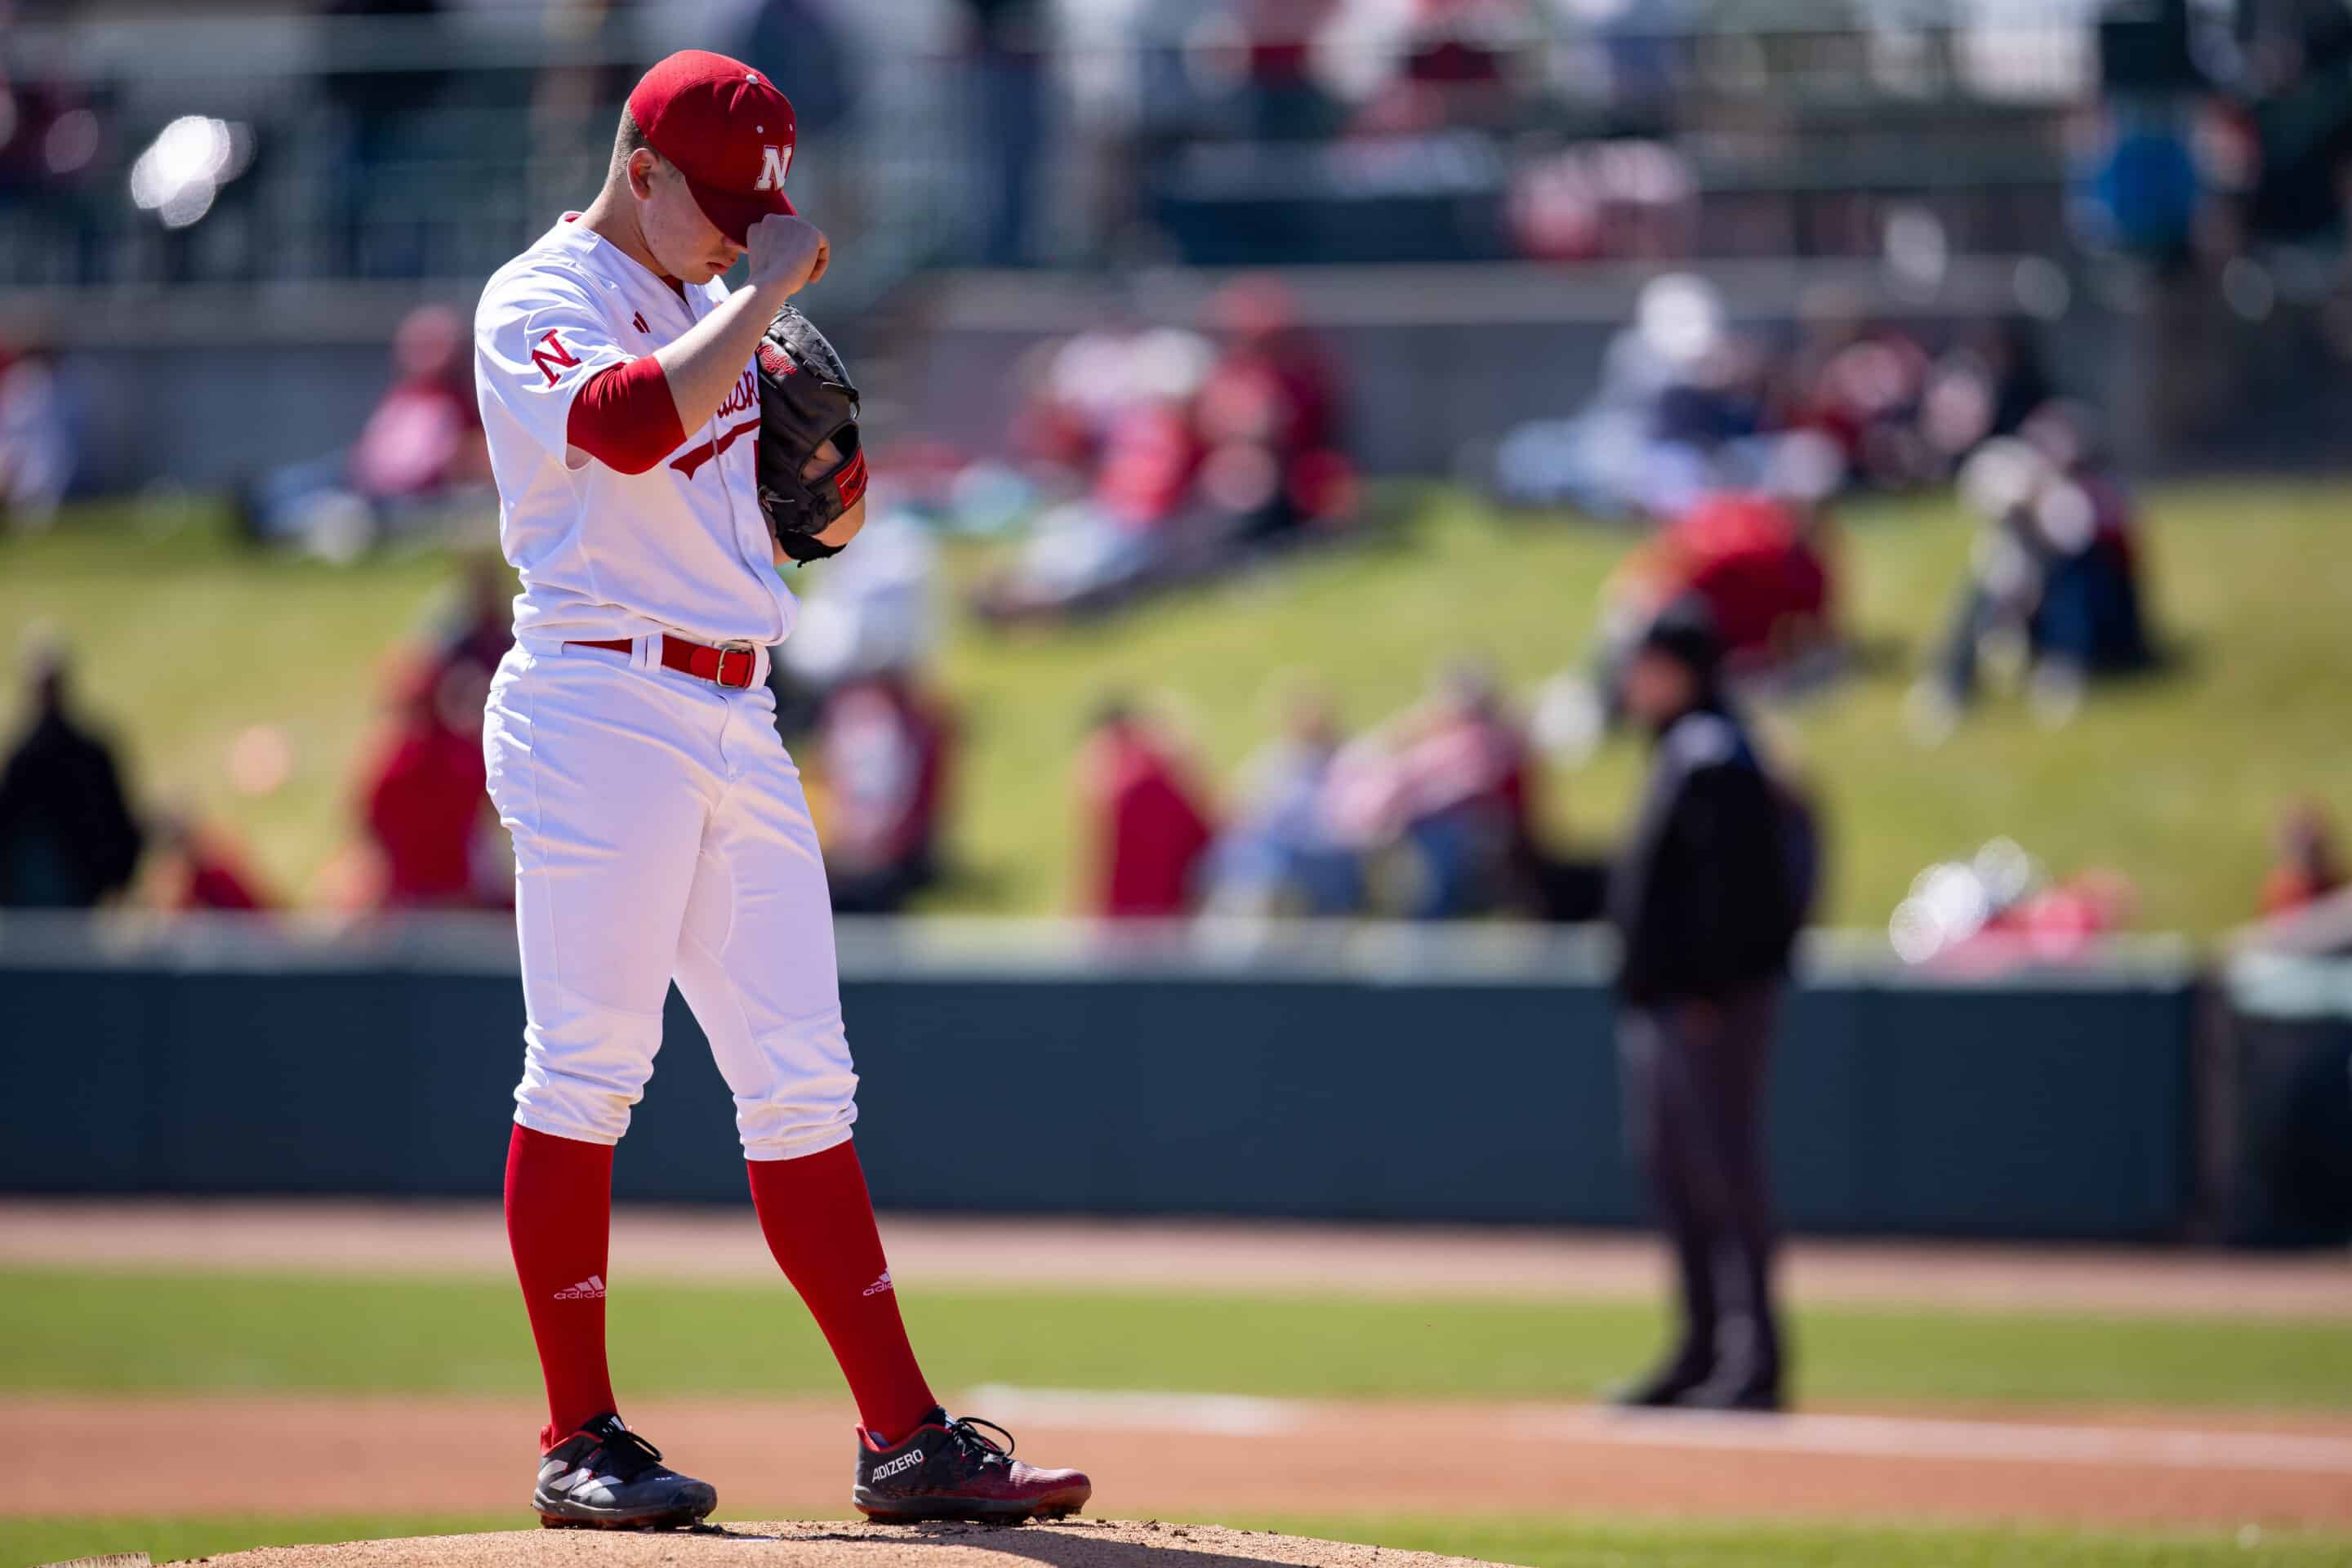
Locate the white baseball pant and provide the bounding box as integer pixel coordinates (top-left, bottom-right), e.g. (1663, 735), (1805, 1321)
(483, 637), (858, 1160)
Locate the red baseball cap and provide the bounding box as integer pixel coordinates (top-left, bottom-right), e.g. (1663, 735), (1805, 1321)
(626, 49), (797, 245)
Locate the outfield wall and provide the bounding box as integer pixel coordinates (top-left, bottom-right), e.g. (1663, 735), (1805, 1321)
(0, 916), (2205, 1241)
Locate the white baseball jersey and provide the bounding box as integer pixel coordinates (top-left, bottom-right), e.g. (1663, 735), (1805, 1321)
(474, 213), (858, 1162)
(474, 212), (796, 650)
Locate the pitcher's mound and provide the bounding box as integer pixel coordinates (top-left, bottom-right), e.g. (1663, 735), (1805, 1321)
(193, 1521), (1522, 1568)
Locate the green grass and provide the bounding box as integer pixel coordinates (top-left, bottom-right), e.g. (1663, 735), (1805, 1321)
(7, 1269), (2348, 1410)
(6, 480), (2350, 930)
(1245, 1516), (2352, 1568)
(3, 1514), (2346, 1568)
(0, 1516), (520, 1568)
(0, 502), (467, 902)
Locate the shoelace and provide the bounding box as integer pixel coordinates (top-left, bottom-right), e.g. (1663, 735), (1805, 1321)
(588, 1422), (669, 1480)
(942, 1414), (1017, 1467)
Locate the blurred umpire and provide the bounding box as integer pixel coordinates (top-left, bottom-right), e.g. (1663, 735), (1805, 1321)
(1608, 599), (1813, 1413)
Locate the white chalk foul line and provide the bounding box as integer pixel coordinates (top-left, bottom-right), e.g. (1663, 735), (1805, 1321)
(1528, 1408), (2352, 1475)
(961, 1388), (2352, 1475)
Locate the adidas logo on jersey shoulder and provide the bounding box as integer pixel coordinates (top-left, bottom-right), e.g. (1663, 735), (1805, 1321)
(554, 1274), (606, 1300)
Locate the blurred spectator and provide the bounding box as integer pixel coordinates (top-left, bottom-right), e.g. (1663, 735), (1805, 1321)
(1310, 662), (1563, 920)
(1993, 867), (2136, 950)
(1530, 435), (1844, 773)
(978, 280), (1354, 623)
(1507, 139), (1695, 264)
(1384, 662), (1539, 920)
(1920, 318), (2058, 460)
(355, 657), (499, 910)
(2261, 800), (2345, 920)
(2070, 99), (2203, 267)
(1915, 406), (2153, 736)
(1078, 700), (1216, 919)
(2232, 3), (2352, 252)
(1137, 0), (1347, 145)
(1496, 281), (2072, 520)
(244, 304), (492, 558)
(0, 638), (143, 908)
(0, 342), (80, 530)
(1193, 274), (1354, 541)
(1345, 0), (1528, 136)
(151, 811), (274, 913)
(1599, 471), (1842, 691)
(1891, 839), (2135, 970)
(1493, 274), (1771, 519)
(977, 319), (1214, 621)
(816, 673), (956, 915)
(1665, 489), (1836, 675)
(350, 304), (492, 505)
(999, 398), (1203, 615)
(1203, 685), (1361, 917)
(1775, 292), (1936, 491)
(1606, 600), (1806, 1414)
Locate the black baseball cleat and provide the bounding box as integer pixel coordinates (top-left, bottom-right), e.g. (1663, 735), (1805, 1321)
(532, 1413), (718, 1530)
(853, 1409), (1092, 1523)
(1609, 1357), (1716, 1410)
(1682, 1368), (1786, 1414)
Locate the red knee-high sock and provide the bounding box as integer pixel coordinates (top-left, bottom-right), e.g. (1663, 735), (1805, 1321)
(506, 1124), (618, 1451)
(747, 1139), (937, 1441)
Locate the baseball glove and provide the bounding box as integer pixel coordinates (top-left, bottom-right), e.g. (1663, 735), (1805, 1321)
(754, 305), (869, 564)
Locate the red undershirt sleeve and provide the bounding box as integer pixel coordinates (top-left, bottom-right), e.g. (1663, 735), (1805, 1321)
(564, 355), (687, 475)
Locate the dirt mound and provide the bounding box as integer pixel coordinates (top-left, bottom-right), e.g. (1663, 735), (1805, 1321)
(191, 1523), (1514, 1568)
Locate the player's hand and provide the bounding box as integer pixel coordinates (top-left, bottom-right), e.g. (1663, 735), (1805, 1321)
(769, 437), (866, 564)
(746, 214), (829, 296)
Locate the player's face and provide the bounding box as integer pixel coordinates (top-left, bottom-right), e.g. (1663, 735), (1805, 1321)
(632, 153), (747, 284)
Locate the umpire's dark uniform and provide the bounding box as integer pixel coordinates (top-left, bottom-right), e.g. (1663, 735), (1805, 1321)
(1607, 611), (1806, 1412)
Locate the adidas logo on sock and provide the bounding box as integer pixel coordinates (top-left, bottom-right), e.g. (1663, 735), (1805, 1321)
(554, 1274), (606, 1300)
(862, 1270), (893, 1297)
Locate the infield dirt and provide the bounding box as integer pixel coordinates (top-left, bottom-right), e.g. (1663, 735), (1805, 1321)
(19, 1395), (2352, 1530)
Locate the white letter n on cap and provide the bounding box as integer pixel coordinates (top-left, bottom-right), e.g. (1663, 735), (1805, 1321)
(755, 144), (791, 191)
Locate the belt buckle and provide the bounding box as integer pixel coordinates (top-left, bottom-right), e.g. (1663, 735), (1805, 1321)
(715, 641), (757, 689)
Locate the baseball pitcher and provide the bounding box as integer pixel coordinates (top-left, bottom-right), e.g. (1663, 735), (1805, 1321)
(472, 49), (1089, 1529)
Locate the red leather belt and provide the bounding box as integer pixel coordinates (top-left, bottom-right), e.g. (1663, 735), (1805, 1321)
(565, 635), (759, 689)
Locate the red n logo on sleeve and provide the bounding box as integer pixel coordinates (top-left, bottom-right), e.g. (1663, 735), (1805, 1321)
(529, 329), (582, 387)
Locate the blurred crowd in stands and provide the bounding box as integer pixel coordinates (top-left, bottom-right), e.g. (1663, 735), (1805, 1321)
(1073, 668), (1608, 925)
(1486, 271), (2154, 751)
(8, 589), (2341, 947)
(1492, 277), (2056, 517)
(969, 274), (1356, 621)
(2074, 0), (2352, 281)
(0, 557), (520, 917)
(6, 3), (2350, 951)
(0, 240), (2238, 946)
(8, 2), (2352, 286)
